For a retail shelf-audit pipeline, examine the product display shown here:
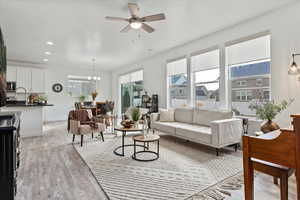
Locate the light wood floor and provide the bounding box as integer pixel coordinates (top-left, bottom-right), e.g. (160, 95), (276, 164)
(16, 122), (297, 200)
(16, 122), (108, 200)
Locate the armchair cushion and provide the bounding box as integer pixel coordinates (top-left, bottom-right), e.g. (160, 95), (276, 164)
(79, 125), (93, 135)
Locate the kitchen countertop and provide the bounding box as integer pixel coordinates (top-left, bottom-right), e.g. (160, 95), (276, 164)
(6, 104), (54, 107)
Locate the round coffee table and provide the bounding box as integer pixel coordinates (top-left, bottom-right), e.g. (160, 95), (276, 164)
(114, 126), (145, 156)
(132, 134), (160, 162)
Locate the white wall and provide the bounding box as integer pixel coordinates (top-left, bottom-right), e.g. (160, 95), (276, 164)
(44, 66), (112, 122)
(111, 2), (300, 127)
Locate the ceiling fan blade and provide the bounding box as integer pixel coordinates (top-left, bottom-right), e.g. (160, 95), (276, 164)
(128, 3), (139, 17)
(142, 23), (155, 33)
(141, 13), (166, 22)
(105, 16), (129, 22)
(120, 24), (131, 33)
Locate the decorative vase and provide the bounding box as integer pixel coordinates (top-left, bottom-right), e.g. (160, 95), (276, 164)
(261, 120), (280, 133)
(133, 121), (139, 128)
(91, 91), (98, 101)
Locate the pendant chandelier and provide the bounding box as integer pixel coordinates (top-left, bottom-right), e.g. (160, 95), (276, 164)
(88, 58), (101, 81)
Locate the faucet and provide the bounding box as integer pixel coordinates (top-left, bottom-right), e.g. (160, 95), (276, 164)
(16, 87), (27, 105)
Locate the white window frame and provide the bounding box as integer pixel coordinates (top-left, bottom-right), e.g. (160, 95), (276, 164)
(226, 33), (271, 115)
(166, 57), (188, 109)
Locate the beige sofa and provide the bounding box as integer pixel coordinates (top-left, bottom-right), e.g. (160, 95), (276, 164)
(150, 108), (243, 156)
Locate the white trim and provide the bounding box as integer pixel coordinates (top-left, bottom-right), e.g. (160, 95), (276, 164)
(232, 86), (270, 90)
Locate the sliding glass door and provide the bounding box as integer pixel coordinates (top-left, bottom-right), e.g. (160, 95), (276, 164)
(119, 70), (143, 114)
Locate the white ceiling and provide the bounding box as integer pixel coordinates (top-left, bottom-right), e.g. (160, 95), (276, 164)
(0, 0), (296, 71)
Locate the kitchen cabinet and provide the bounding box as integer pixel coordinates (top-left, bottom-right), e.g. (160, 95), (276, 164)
(7, 66), (17, 82)
(31, 68), (45, 93)
(16, 67), (31, 92)
(7, 66), (45, 93)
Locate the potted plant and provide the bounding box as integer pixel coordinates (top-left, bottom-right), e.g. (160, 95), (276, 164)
(79, 95), (86, 105)
(131, 107), (140, 127)
(249, 99), (293, 133)
(37, 95), (48, 105)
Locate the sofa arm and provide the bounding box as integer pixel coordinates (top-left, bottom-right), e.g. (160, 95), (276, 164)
(150, 113), (160, 123)
(210, 118), (243, 148)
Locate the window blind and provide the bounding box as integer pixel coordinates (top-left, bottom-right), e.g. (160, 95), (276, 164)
(119, 70), (143, 84)
(191, 49), (219, 72)
(226, 35), (270, 66)
(167, 58), (187, 76)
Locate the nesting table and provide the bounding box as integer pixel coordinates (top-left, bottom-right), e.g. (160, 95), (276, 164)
(132, 134), (160, 162)
(114, 126), (160, 161)
(113, 126), (145, 156)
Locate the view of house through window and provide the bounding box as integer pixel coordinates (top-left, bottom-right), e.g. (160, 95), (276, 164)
(167, 58), (188, 108)
(119, 70), (144, 114)
(227, 35), (271, 115)
(192, 49), (220, 109)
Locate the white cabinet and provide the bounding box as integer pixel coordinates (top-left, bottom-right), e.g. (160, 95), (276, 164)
(8, 66), (45, 93)
(7, 66), (17, 82)
(31, 68), (45, 93)
(16, 67), (32, 92)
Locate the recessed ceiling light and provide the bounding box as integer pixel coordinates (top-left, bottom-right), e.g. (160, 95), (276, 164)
(45, 51), (51, 55)
(46, 41), (54, 45)
(43, 58), (49, 62)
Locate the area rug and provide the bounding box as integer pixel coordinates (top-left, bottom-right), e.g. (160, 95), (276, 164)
(73, 133), (243, 200)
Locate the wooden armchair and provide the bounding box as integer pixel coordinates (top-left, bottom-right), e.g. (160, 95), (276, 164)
(243, 115), (300, 200)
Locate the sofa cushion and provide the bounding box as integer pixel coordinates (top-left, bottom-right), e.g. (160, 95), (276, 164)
(175, 123), (212, 144)
(193, 109), (232, 126)
(174, 108), (194, 124)
(159, 108), (174, 122)
(151, 121), (179, 135)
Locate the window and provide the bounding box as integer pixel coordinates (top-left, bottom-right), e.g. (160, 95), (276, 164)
(227, 35), (271, 115)
(191, 49), (220, 109)
(67, 75), (96, 97)
(238, 80), (247, 86)
(119, 70), (144, 113)
(167, 58), (188, 108)
(256, 79), (263, 86)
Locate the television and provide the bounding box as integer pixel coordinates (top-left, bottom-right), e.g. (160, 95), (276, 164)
(0, 27), (7, 107)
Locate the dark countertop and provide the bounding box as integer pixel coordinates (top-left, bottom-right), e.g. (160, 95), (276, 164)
(6, 104), (54, 107)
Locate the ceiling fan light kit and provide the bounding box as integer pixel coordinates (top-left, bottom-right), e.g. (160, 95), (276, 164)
(130, 21), (142, 29)
(105, 3), (166, 33)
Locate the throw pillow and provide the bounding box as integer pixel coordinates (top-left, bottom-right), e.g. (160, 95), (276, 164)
(159, 109), (175, 122)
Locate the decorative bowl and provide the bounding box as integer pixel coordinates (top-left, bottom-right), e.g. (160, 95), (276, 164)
(121, 120), (134, 128)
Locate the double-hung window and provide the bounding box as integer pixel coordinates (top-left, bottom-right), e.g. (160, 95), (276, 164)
(226, 34), (271, 115)
(191, 49), (220, 109)
(167, 58), (188, 108)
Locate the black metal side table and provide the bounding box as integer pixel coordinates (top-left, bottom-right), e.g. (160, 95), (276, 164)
(132, 134), (160, 162)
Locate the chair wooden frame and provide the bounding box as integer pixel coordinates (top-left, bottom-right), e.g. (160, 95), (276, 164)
(243, 115), (300, 200)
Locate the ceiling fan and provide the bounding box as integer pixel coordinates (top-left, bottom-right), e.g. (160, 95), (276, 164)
(105, 3), (166, 33)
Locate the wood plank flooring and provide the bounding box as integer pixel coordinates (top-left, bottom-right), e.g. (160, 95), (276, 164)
(16, 122), (108, 200)
(16, 122), (297, 200)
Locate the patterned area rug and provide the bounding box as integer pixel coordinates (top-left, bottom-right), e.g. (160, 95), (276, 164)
(74, 133), (243, 200)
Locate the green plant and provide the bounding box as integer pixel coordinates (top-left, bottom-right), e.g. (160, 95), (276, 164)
(79, 95), (86, 102)
(131, 107), (140, 122)
(249, 99), (293, 121)
(38, 95), (47, 102)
